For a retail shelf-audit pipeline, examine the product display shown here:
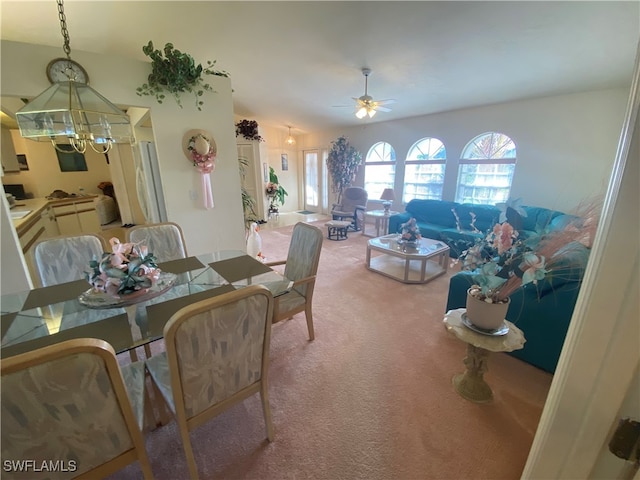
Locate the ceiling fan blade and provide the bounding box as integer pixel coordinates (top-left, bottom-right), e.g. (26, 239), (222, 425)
(375, 99), (397, 105)
(373, 105), (392, 113)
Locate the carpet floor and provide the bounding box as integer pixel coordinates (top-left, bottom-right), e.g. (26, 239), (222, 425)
(110, 221), (552, 480)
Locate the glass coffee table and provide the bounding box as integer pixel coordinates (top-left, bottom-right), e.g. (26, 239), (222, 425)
(366, 234), (450, 284)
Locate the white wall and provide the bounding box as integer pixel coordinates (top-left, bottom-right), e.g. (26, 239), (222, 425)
(299, 88), (629, 213)
(1, 41), (245, 266)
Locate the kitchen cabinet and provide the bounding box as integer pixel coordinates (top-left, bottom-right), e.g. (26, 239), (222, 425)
(52, 197), (101, 236)
(17, 206), (58, 284)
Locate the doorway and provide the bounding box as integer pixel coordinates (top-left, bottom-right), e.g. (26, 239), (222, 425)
(303, 149), (328, 214)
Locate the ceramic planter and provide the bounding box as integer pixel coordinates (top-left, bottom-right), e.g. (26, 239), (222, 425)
(465, 288), (510, 330)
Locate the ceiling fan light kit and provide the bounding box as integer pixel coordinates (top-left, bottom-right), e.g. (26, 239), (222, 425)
(353, 67), (395, 120)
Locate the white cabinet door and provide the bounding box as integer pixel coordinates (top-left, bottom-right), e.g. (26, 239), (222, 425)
(77, 209), (101, 234)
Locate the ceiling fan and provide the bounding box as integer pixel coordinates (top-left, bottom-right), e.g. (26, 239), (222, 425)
(351, 68), (396, 119)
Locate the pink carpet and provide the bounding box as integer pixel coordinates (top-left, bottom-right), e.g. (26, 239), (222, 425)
(111, 221), (552, 479)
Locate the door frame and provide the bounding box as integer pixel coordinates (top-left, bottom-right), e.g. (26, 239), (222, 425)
(523, 45), (639, 479)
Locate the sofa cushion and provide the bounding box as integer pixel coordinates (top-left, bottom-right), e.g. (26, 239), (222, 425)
(455, 204), (500, 232)
(521, 206), (564, 233)
(439, 228), (484, 258)
(414, 222), (449, 241)
(405, 199), (458, 227)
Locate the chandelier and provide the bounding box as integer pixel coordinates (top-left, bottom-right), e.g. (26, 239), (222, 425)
(285, 125), (295, 145)
(15, 0), (132, 154)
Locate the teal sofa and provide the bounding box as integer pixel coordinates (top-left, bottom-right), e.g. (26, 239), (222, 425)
(388, 199), (569, 257)
(388, 198), (588, 373)
(445, 241), (589, 373)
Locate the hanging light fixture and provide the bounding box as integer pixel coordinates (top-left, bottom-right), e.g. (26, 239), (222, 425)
(285, 125), (296, 146)
(15, 0), (132, 154)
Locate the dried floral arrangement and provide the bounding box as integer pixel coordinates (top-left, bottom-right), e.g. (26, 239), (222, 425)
(235, 119), (264, 141)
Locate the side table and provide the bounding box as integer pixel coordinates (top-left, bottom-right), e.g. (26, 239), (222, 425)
(363, 210), (399, 237)
(443, 308), (525, 403)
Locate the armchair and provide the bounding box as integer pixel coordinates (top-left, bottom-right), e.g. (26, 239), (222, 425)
(331, 187), (368, 231)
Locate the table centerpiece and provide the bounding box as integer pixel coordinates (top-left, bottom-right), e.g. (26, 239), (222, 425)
(80, 237), (176, 308)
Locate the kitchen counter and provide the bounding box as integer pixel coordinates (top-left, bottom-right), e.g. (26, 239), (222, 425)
(11, 196), (98, 236)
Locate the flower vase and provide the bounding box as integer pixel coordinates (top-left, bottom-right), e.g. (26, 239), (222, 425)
(465, 288), (510, 330)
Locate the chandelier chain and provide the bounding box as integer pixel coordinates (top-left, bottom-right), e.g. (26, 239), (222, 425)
(57, 0), (71, 58)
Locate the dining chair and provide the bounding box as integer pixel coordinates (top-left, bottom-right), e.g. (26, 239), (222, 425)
(266, 222), (323, 340)
(126, 222), (188, 262)
(32, 233), (107, 287)
(1, 338), (153, 479)
(145, 285), (274, 480)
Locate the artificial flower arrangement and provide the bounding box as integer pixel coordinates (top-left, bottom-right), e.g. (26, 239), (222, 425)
(457, 221), (545, 304)
(399, 217), (422, 243)
(265, 182), (279, 196)
(85, 238), (161, 297)
(454, 199), (600, 305)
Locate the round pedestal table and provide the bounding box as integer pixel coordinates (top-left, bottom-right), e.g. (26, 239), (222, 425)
(443, 308), (525, 403)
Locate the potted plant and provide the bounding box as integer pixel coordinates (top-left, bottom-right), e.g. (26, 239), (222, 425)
(238, 156), (259, 227)
(136, 41), (230, 111)
(266, 167), (287, 214)
(326, 135), (363, 204)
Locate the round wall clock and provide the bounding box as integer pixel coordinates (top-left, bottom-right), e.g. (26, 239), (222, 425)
(46, 57), (89, 84)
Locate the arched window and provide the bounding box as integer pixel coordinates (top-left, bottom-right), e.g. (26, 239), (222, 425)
(455, 132), (516, 205)
(403, 137), (446, 202)
(364, 141), (396, 200)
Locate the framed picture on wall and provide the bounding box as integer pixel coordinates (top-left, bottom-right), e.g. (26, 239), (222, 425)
(281, 154), (288, 171)
(55, 144), (88, 172)
(17, 154), (28, 171)
(263, 162), (268, 182)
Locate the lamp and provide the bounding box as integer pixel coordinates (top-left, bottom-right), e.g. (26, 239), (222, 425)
(15, 0), (132, 154)
(380, 188), (396, 214)
(285, 125), (295, 146)
(356, 105), (377, 119)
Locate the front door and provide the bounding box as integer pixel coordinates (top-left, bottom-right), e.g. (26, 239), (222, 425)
(304, 150), (319, 212)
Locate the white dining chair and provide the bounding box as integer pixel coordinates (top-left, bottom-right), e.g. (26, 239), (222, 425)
(145, 285), (274, 479)
(126, 222), (188, 263)
(1, 338), (153, 479)
(32, 233), (107, 287)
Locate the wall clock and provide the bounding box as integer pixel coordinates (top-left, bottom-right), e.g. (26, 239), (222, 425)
(46, 57), (89, 84)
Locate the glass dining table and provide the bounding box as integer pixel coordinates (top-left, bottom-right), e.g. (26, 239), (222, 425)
(0, 251), (292, 359)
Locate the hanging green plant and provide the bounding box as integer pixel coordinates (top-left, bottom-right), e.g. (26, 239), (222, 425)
(136, 41), (230, 111)
(326, 135), (363, 204)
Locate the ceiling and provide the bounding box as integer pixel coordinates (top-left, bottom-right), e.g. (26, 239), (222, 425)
(1, 1), (639, 135)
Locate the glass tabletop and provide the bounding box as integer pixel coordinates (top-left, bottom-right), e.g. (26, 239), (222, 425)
(0, 251), (292, 359)
(368, 234), (449, 257)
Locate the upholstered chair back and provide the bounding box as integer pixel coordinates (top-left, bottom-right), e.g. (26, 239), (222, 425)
(126, 222), (187, 262)
(1, 338), (152, 479)
(33, 233), (107, 287)
(145, 285), (274, 479)
(283, 222), (323, 298)
(340, 186), (368, 210)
